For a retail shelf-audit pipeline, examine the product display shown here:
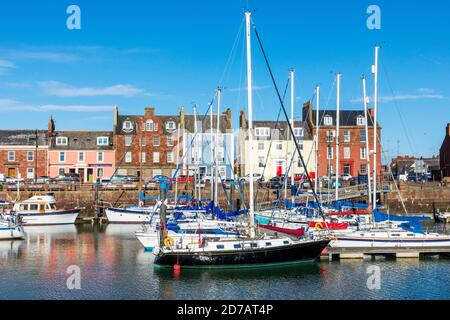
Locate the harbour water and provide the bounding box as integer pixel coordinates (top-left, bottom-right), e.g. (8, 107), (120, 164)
(0, 223), (449, 300)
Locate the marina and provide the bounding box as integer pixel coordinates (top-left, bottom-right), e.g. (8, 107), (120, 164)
(0, 1), (449, 303)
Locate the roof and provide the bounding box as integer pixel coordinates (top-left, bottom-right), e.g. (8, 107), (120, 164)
(309, 110), (376, 127)
(50, 131), (114, 150)
(243, 120), (312, 140)
(184, 114), (231, 133)
(0, 130), (48, 146)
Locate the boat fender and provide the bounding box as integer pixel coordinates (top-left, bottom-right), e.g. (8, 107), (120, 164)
(138, 201), (144, 207)
(164, 237), (175, 247)
(315, 222), (325, 230)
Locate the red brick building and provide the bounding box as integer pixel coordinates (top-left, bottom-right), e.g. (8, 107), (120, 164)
(0, 130), (48, 180)
(440, 124), (450, 178)
(113, 106), (181, 179)
(303, 101), (382, 179)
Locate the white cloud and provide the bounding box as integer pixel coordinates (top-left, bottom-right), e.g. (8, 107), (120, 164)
(417, 88), (435, 94)
(0, 59), (16, 75)
(37, 81), (145, 97)
(5, 50), (79, 63)
(0, 98), (113, 113)
(228, 85), (271, 92)
(351, 93), (445, 103)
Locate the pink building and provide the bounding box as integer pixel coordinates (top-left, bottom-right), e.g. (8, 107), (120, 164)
(47, 117), (115, 182)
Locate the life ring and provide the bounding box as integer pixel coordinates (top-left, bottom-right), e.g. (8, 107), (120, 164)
(314, 222), (325, 230)
(164, 237), (174, 247)
(138, 201), (144, 207)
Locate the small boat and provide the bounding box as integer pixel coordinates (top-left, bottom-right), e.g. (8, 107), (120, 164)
(105, 205), (156, 223)
(434, 208), (450, 223)
(4, 194), (80, 225)
(0, 201), (25, 240)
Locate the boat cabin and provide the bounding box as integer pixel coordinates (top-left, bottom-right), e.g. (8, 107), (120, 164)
(13, 195), (58, 213)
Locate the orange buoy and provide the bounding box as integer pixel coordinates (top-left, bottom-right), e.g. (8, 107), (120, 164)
(321, 248), (328, 255)
(174, 263), (181, 271)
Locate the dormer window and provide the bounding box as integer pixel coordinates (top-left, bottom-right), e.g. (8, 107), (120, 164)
(255, 127), (270, 137)
(294, 128), (304, 137)
(56, 137), (68, 146)
(323, 115), (333, 126)
(97, 137), (109, 146)
(166, 121), (176, 131)
(356, 115), (365, 126)
(146, 120), (154, 131)
(123, 121), (133, 131)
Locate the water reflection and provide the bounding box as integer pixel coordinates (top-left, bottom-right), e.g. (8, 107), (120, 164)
(0, 223), (449, 300)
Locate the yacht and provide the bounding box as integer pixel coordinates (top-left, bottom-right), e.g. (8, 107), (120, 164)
(4, 194), (80, 225)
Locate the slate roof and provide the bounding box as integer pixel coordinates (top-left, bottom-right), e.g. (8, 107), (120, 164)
(243, 120), (312, 140)
(184, 114), (232, 133)
(0, 130), (48, 146)
(307, 110), (376, 127)
(50, 131), (114, 150)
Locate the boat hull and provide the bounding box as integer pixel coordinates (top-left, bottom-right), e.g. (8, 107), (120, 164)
(153, 239), (330, 268)
(0, 225), (25, 240)
(13, 209), (80, 225)
(105, 208), (152, 223)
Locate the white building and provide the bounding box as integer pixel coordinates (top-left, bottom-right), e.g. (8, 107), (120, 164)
(237, 111), (315, 180)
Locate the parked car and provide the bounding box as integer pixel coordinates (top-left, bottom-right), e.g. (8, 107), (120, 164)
(54, 173), (80, 183)
(6, 176), (25, 184)
(267, 175), (291, 189)
(35, 176), (54, 184)
(398, 174), (408, 182)
(240, 173), (264, 183)
(174, 175), (194, 183)
(151, 175), (171, 184)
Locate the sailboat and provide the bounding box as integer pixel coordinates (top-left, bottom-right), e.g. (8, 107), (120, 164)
(153, 11), (330, 268)
(330, 46), (450, 249)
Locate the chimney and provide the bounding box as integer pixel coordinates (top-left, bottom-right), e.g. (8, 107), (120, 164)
(144, 107), (155, 117)
(113, 104), (119, 128)
(447, 123), (450, 136)
(239, 110), (246, 128)
(48, 114), (55, 138)
(368, 107), (375, 117)
(179, 106), (185, 129)
(223, 108), (233, 129)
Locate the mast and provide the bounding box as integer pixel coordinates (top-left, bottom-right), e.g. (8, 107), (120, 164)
(210, 100), (214, 202)
(372, 46), (379, 208)
(290, 69), (295, 204)
(175, 123), (180, 204)
(362, 75), (372, 206)
(214, 87), (221, 208)
(335, 73), (341, 203)
(314, 85), (320, 195)
(245, 11), (255, 237)
(193, 105), (199, 200)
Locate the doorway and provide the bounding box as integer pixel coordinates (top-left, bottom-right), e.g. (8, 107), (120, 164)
(7, 167), (16, 177)
(87, 168), (94, 183)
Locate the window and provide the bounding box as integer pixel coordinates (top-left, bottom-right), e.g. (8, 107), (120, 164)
(255, 127), (270, 137)
(276, 142), (283, 150)
(360, 131), (366, 142)
(324, 115), (333, 126)
(8, 151), (15, 162)
(59, 152), (65, 162)
(360, 164), (367, 175)
(219, 166), (226, 177)
(167, 136), (174, 146)
(154, 123), (158, 131)
(97, 137), (109, 146)
(140, 152), (146, 163)
(97, 152), (104, 162)
(97, 168), (104, 178)
(327, 164), (334, 175)
(344, 147), (351, 159)
(216, 245), (225, 250)
(258, 156), (265, 168)
(258, 142), (264, 150)
(125, 136), (132, 147)
(217, 147), (224, 162)
(27, 151), (34, 161)
(153, 136), (160, 146)
(153, 169), (162, 176)
(327, 146), (334, 160)
(167, 152), (174, 163)
(343, 165), (351, 175)
(78, 152), (84, 162)
(326, 130), (335, 142)
(145, 120), (154, 131)
(343, 130), (350, 142)
(360, 147), (367, 160)
(59, 168), (65, 175)
(27, 168), (34, 179)
(166, 121), (176, 130)
(141, 136), (146, 146)
(125, 152), (132, 163)
(56, 137), (68, 145)
(294, 128), (304, 137)
(356, 115), (365, 126)
(153, 152), (160, 163)
(123, 121), (133, 131)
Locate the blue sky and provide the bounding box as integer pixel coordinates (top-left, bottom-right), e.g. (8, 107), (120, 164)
(0, 0), (449, 161)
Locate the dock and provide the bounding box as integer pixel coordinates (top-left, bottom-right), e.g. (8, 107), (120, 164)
(322, 246), (450, 261)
